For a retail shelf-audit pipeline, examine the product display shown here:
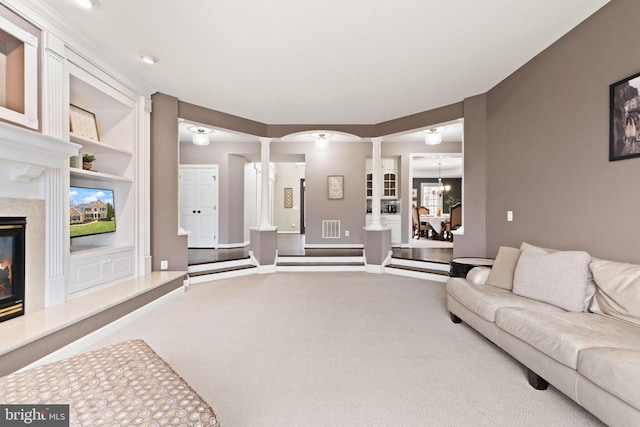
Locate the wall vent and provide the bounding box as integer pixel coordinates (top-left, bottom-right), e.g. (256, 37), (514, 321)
(322, 220), (341, 239)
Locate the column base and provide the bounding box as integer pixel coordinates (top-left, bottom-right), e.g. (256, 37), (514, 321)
(249, 227), (278, 270)
(364, 228), (392, 268)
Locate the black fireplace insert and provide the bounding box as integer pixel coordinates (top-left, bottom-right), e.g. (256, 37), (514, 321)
(0, 217), (26, 323)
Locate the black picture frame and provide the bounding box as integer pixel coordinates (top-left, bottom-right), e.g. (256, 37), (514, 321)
(610, 71), (640, 161)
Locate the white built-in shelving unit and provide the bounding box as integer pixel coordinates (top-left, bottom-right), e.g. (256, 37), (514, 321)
(0, 0), (152, 315)
(66, 60), (141, 296)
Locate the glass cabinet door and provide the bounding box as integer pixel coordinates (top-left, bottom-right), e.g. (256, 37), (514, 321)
(383, 173), (396, 197)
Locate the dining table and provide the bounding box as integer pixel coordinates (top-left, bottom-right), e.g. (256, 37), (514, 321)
(420, 215), (449, 238)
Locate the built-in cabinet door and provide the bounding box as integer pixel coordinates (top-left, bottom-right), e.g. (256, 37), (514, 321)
(365, 157), (398, 199)
(383, 173), (396, 198)
(179, 165), (219, 248)
(68, 248), (134, 295)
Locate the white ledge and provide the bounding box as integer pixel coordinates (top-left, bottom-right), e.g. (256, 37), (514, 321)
(0, 121), (79, 169)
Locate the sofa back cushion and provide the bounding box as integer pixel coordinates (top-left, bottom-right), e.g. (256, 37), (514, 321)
(589, 259), (640, 327)
(485, 246), (521, 290)
(512, 245), (591, 312)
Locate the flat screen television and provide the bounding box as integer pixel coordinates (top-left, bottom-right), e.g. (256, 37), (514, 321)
(69, 186), (116, 238)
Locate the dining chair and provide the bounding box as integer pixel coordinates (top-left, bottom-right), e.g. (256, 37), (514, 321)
(444, 202), (462, 241)
(412, 206), (431, 239)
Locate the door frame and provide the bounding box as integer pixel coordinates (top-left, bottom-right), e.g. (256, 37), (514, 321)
(178, 164), (219, 248)
(300, 178), (306, 234)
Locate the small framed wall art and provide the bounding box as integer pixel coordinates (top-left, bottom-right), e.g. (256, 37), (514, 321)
(70, 104), (100, 141)
(327, 175), (344, 200)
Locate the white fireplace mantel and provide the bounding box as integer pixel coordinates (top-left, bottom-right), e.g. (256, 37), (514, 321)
(0, 121), (79, 169)
(0, 121), (80, 308)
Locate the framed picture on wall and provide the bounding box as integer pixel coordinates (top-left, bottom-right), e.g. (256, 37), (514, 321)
(284, 187), (293, 208)
(610, 71), (640, 161)
(327, 175), (344, 199)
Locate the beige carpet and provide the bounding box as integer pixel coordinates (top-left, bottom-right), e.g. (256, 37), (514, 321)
(88, 272), (603, 427)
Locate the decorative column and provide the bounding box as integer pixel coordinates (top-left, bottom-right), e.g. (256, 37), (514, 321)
(41, 32), (69, 307)
(259, 137), (272, 228)
(369, 137), (383, 229)
(250, 137), (278, 273)
(136, 95), (153, 275)
(364, 137), (392, 273)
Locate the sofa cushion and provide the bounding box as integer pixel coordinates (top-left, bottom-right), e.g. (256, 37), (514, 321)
(589, 259), (640, 327)
(446, 277), (562, 323)
(512, 245), (591, 312)
(485, 246), (521, 290)
(466, 266), (491, 285)
(578, 347), (640, 410)
(519, 243), (597, 312)
(496, 308), (640, 369)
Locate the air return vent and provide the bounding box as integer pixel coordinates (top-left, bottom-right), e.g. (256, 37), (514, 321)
(322, 220), (340, 239)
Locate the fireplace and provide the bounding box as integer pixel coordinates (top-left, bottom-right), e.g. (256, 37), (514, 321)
(0, 217), (26, 322)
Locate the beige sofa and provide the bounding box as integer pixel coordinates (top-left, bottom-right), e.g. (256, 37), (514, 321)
(446, 243), (640, 427)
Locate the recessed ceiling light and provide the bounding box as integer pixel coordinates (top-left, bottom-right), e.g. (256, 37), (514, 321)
(141, 55), (158, 65)
(75, 0), (98, 9)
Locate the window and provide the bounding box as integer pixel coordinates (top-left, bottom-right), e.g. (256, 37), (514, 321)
(420, 183), (441, 215)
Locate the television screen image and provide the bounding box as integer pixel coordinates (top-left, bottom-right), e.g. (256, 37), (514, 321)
(69, 186), (116, 238)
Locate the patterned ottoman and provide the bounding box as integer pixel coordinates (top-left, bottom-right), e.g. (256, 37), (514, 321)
(0, 339), (219, 426)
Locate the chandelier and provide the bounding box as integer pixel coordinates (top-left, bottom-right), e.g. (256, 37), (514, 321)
(437, 162), (451, 195)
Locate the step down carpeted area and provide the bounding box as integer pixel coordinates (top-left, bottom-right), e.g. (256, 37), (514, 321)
(277, 255), (366, 272)
(384, 257), (450, 282)
(188, 258), (256, 283)
(187, 249), (452, 282)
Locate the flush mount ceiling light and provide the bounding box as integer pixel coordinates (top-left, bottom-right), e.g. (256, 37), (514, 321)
(424, 128), (443, 145)
(312, 133), (331, 149)
(75, 0), (98, 9)
(141, 55), (158, 65)
(188, 126), (213, 146)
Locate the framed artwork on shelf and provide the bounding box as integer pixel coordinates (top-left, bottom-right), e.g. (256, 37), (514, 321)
(284, 187), (293, 208)
(327, 175), (344, 200)
(70, 104), (100, 141)
(610, 71), (640, 161)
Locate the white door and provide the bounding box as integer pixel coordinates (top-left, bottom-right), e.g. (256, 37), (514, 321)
(179, 165), (218, 248)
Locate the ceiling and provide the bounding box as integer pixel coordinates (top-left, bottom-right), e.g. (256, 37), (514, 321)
(24, 0), (609, 125)
(412, 155), (463, 179)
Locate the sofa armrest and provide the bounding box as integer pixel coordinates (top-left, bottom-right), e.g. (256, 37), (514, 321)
(466, 266), (492, 285)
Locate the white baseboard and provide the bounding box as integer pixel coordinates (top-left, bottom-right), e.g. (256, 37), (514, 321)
(365, 264), (384, 273)
(217, 241), (250, 249)
(277, 231), (300, 234)
(304, 243), (364, 249)
(257, 264), (277, 274)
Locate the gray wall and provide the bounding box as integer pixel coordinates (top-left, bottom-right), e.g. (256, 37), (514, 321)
(150, 93), (188, 270)
(483, 0), (640, 263)
(454, 94), (488, 258)
(271, 140), (370, 245)
(152, 0), (639, 264)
